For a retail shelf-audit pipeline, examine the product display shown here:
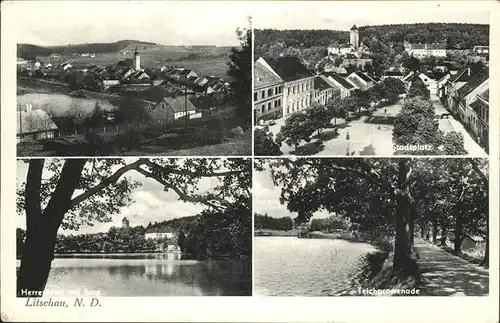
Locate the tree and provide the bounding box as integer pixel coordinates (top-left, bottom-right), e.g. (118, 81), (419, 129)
(407, 78), (430, 99)
(351, 89), (371, 114)
(227, 18), (251, 129)
(85, 102), (105, 130)
(16, 158), (251, 296)
(326, 98), (346, 126)
(393, 96), (442, 154)
(254, 127), (282, 156)
(177, 230), (186, 252)
(306, 103), (330, 136)
(403, 56), (421, 72)
(276, 112), (315, 151)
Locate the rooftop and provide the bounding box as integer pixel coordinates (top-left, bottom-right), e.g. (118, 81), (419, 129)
(254, 60), (283, 89)
(352, 71), (374, 83)
(409, 43), (446, 50)
(323, 72), (355, 89)
(263, 56), (314, 82)
(457, 68), (488, 98)
(314, 76), (334, 91)
(17, 109), (58, 135)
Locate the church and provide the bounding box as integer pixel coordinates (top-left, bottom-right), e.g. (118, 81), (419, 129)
(327, 25), (370, 58)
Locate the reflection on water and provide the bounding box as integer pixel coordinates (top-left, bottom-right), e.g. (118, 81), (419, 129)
(39, 253), (251, 296)
(254, 237), (378, 296)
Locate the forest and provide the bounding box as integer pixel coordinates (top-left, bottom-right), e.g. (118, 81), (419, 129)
(255, 23), (489, 50)
(257, 158), (489, 278)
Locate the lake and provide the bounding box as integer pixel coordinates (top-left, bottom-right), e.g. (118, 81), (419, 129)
(17, 253), (251, 296)
(17, 93), (117, 118)
(254, 237), (381, 296)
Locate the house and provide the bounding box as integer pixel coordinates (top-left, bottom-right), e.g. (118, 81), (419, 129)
(17, 104), (59, 143)
(59, 62), (72, 71)
(436, 74), (451, 103)
(470, 88), (489, 149)
(417, 72), (437, 95)
(473, 46), (489, 55)
(346, 71), (375, 91)
(312, 75), (341, 106)
(179, 69), (198, 83)
(144, 227), (176, 240)
(115, 67), (134, 80)
(128, 70), (151, 82)
(257, 56), (314, 117)
(381, 70), (404, 80)
(100, 79), (121, 92)
(322, 72), (355, 99)
(327, 25), (366, 57)
(461, 235), (485, 250)
(151, 95), (197, 121)
(404, 42), (447, 57)
(254, 59), (285, 121)
(456, 69), (489, 132)
(194, 76), (209, 87)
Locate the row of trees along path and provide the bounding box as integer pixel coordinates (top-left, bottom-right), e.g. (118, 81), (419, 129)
(260, 157), (488, 290)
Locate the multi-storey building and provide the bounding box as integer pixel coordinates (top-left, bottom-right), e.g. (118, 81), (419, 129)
(254, 60), (285, 121)
(312, 76), (341, 106)
(257, 57), (315, 117)
(404, 42), (447, 58)
(470, 89), (489, 150)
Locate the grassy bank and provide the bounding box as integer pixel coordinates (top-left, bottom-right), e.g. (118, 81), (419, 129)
(254, 229), (300, 237)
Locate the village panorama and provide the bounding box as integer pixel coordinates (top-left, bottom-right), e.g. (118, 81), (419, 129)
(17, 30), (251, 156)
(254, 22), (489, 156)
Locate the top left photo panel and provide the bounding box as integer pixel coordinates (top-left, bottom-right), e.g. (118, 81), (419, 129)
(14, 1), (252, 157)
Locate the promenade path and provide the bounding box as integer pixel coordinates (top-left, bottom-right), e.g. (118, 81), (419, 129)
(415, 238), (489, 296)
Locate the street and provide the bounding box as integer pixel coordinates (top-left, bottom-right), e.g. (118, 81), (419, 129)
(265, 95), (487, 156)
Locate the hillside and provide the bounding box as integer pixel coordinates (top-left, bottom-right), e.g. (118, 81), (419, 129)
(255, 23), (489, 49)
(147, 215), (197, 232)
(17, 40), (157, 60)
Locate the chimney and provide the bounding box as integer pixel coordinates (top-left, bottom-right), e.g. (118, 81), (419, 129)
(26, 103), (32, 114)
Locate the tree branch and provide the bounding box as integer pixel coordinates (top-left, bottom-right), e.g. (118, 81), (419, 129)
(143, 159), (243, 178)
(69, 160), (146, 208)
(468, 158), (488, 187)
(135, 166), (226, 210)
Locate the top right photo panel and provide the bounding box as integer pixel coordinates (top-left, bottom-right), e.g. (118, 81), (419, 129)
(253, 4), (489, 157)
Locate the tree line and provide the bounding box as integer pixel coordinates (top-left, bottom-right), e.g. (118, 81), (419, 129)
(254, 213), (294, 231)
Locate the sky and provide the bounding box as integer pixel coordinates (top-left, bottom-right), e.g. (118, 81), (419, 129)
(254, 164), (329, 222)
(16, 159), (222, 234)
(6, 1), (250, 46)
(253, 2), (489, 30)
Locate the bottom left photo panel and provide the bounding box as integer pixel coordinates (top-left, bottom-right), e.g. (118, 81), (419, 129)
(15, 157), (252, 297)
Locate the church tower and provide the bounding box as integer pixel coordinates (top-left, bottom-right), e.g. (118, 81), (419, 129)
(122, 217), (130, 228)
(350, 25), (359, 51)
(133, 47), (141, 71)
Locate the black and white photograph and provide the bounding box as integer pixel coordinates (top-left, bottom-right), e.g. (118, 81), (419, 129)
(254, 158), (489, 296)
(16, 158), (252, 297)
(15, 1), (251, 157)
(253, 8), (489, 157)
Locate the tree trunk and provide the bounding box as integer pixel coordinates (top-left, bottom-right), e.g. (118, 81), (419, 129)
(17, 159), (87, 296)
(393, 159), (413, 271)
(432, 219), (438, 244)
(440, 226), (448, 246)
(408, 204), (415, 253)
(454, 210), (463, 253)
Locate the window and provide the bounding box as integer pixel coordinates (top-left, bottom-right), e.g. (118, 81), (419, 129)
(268, 102), (272, 111)
(261, 104), (265, 114)
(254, 92), (258, 101)
(268, 88), (273, 97)
(293, 85), (296, 94)
(261, 90), (265, 99)
(288, 87), (291, 95)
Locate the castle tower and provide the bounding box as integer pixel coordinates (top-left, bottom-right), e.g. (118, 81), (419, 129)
(350, 25), (359, 51)
(122, 217), (130, 228)
(133, 47), (141, 71)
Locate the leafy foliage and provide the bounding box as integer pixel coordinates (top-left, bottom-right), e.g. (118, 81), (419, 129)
(254, 213), (294, 230)
(254, 127), (283, 156)
(276, 112), (315, 149)
(407, 78), (430, 99)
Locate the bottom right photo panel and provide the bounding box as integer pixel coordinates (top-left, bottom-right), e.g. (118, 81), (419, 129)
(253, 158), (489, 297)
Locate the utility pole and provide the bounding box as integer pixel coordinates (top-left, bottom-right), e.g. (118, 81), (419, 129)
(185, 80), (188, 130)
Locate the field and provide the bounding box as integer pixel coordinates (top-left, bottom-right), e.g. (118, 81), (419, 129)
(36, 44), (232, 78)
